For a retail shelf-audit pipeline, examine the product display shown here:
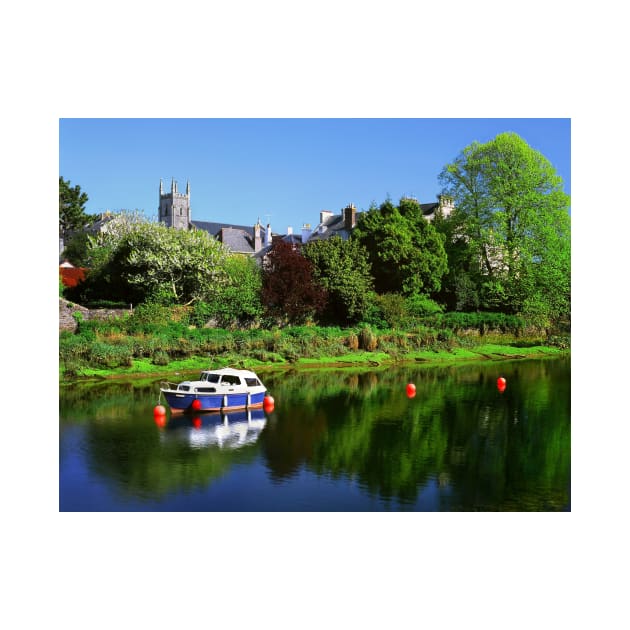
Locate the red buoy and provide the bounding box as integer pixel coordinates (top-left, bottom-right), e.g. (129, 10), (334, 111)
(263, 395), (275, 412)
(191, 399), (202, 411)
(497, 377), (507, 392)
(406, 383), (416, 398)
(153, 404), (166, 417)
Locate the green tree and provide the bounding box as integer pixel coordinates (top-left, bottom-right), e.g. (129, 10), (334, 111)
(73, 212), (230, 305)
(351, 197), (448, 296)
(303, 236), (373, 325)
(432, 207), (482, 311)
(199, 254), (263, 327)
(438, 132), (571, 324)
(61, 231), (91, 267)
(59, 177), (90, 242)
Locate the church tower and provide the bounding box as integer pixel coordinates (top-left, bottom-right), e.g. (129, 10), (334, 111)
(159, 178), (191, 229)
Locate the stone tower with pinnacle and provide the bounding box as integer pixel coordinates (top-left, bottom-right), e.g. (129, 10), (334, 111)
(159, 178), (191, 229)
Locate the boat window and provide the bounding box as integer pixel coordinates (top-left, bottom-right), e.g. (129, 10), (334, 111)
(245, 378), (261, 387)
(195, 387), (216, 393)
(221, 374), (242, 385)
(201, 373), (220, 383)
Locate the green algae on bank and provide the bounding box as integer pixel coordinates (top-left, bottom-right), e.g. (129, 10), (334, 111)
(59, 343), (568, 383)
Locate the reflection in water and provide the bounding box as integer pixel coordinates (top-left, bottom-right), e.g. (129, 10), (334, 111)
(60, 357), (570, 511)
(162, 409), (267, 450)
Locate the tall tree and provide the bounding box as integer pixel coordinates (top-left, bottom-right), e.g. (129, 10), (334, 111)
(261, 239), (327, 325)
(438, 132), (571, 324)
(59, 177), (90, 241)
(351, 198), (448, 296)
(303, 236), (373, 325)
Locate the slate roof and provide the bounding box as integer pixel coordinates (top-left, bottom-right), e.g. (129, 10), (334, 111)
(220, 227), (255, 253)
(307, 212), (363, 242)
(420, 202), (439, 216)
(191, 220), (254, 239)
(191, 220), (256, 254)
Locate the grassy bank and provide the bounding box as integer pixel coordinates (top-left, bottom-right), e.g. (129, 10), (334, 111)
(60, 329), (568, 382)
(59, 304), (569, 381)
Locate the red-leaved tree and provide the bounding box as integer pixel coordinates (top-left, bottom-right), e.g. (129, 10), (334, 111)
(261, 239), (327, 324)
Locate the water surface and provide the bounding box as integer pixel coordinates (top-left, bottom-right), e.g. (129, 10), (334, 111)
(59, 357), (570, 511)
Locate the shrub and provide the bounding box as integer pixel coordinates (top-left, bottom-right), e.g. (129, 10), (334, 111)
(359, 326), (378, 351)
(437, 328), (455, 347)
(547, 334), (570, 349)
(346, 333), (359, 351)
(87, 341), (133, 368)
(435, 312), (525, 335)
(405, 294), (443, 318)
(127, 302), (175, 332)
(376, 293), (408, 328)
(359, 298), (387, 328)
(407, 326), (438, 349)
(62, 358), (83, 377)
(59, 332), (91, 364)
(152, 350), (170, 366)
(190, 301), (216, 328)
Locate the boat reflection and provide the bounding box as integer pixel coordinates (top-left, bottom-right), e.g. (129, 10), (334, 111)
(161, 408), (267, 450)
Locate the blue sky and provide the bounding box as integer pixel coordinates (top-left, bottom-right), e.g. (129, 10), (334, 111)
(59, 118), (570, 233)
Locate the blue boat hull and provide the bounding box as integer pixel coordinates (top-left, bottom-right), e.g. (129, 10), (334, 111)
(163, 390), (266, 413)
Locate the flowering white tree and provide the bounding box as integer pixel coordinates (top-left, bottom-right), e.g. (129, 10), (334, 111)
(86, 212), (230, 304)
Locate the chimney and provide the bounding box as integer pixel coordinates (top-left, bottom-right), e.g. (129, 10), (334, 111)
(302, 223), (312, 244)
(254, 222), (262, 251)
(343, 203), (357, 231)
(287, 226), (293, 236)
(265, 223), (272, 247)
(319, 210), (333, 225)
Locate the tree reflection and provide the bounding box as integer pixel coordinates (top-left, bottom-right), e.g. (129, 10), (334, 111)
(260, 358), (570, 510)
(60, 358), (570, 510)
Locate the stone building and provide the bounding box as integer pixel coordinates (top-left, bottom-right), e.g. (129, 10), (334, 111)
(157, 179), (455, 256)
(158, 178), (271, 255)
(304, 195), (455, 243)
(158, 178), (191, 230)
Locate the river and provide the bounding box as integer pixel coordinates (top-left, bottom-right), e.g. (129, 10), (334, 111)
(59, 356), (570, 511)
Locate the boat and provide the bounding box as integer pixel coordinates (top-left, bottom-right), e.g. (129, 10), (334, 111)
(160, 367), (268, 414)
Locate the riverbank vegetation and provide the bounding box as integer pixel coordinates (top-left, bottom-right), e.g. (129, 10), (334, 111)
(59, 302), (569, 379)
(60, 132), (570, 379)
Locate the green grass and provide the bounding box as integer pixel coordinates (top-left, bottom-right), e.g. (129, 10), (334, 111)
(59, 308), (568, 381)
(60, 344), (567, 381)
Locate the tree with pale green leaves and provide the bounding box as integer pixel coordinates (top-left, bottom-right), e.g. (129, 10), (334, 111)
(438, 132), (570, 325)
(73, 212), (230, 305)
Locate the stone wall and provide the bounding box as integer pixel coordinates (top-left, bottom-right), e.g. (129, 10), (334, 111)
(59, 298), (131, 332)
